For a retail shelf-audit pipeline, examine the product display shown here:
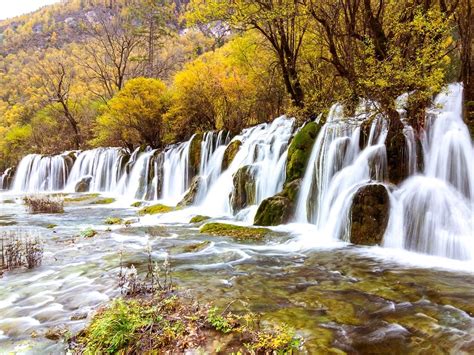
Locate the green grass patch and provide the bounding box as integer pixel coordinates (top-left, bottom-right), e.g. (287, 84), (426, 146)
(91, 197), (116, 205)
(46, 224), (57, 229)
(131, 201), (143, 208)
(200, 223), (270, 241)
(80, 228), (97, 238)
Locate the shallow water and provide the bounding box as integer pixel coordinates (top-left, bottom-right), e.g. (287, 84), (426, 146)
(0, 194), (473, 354)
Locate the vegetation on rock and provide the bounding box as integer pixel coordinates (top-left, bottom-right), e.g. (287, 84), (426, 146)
(200, 222), (270, 241)
(350, 184), (390, 246)
(0, 231), (43, 271)
(138, 203), (174, 215)
(221, 140), (241, 171)
(230, 165), (256, 213)
(104, 217), (123, 225)
(189, 215), (211, 224)
(23, 195), (64, 214)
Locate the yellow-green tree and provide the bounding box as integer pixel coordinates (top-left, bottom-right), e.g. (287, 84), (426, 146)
(93, 77), (170, 149)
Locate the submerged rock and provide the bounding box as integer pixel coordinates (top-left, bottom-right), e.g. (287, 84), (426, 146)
(75, 176), (92, 192)
(230, 165), (256, 213)
(349, 184), (390, 246)
(178, 176), (202, 207)
(222, 140), (242, 171)
(285, 121), (322, 184)
(254, 179), (301, 226)
(200, 222), (270, 241)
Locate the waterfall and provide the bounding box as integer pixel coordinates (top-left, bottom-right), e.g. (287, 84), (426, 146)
(383, 83), (474, 260)
(12, 153), (73, 193)
(199, 116), (294, 216)
(295, 104), (388, 231)
(65, 148), (126, 193)
(194, 131), (230, 203)
(0, 168), (14, 190)
(160, 140), (192, 205)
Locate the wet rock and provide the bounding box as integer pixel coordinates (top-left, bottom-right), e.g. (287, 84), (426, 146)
(386, 117), (408, 185)
(189, 215), (211, 224)
(189, 133), (203, 181)
(178, 176), (202, 207)
(222, 140), (242, 171)
(285, 121), (322, 184)
(74, 176), (92, 193)
(71, 311), (88, 321)
(254, 179), (301, 226)
(349, 184), (389, 246)
(230, 165), (256, 213)
(138, 203), (174, 215)
(200, 222), (271, 241)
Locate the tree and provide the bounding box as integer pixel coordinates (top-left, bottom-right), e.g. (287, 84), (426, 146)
(93, 77), (170, 149)
(187, 0), (309, 108)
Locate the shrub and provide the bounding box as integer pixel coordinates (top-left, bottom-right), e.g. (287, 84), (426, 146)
(0, 231), (43, 271)
(23, 195), (64, 214)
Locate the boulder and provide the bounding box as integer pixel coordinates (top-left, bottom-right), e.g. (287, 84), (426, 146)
(285, 121), (322, 184)
(74, 176), (92, 192)
(178, 176), (202, 207)
(349, 184), (390, 246)
(230, 165), (256, 213)
(385, 116), (409, 185)
(254, 179), (301, 226)
(222, 140), (242, 171)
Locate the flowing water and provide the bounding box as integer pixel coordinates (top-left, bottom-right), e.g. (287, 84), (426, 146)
(0, 85), (473, 353)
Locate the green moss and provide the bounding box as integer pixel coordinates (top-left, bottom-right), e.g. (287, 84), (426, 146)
(138, 203), (174, 215)
(2, 199), (15, 204)
(200, 222), (270, 241)
(80, 228), (97, 238)
(104, 217), (123, 225)
(46, 224), (57, 229)
(131, 201), (143, 208)
(64, 193), (100, 203)
(189, 215), (211, 224)
(222, 140), (242, 171)
(286, 121), (322, 183)
(91, 198), (116, 205)
(182, 241), (211, 253)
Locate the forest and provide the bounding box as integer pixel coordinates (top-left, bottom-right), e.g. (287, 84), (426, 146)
(0, 0), (474, 353)
(0, 0), (472, 170)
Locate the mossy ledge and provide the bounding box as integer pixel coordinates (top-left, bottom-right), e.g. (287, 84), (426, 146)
(189, 215), (211, 224)
(200, 222), (271, 241)
(138, 203), (175, 215)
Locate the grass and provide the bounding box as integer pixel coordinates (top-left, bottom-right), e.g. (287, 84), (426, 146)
(23, 195), (64, 214)
(138, 203), (174, 215)
(200, 222), (270, 241)
(1, 231), (43, 271)
(80, 228), (97, 238)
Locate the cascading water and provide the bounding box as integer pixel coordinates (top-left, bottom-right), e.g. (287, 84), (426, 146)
(199, 116), (294, 217)
(12, 153), (74, 193)
(384, 84), (474, 260)
(0, 168), (14, 190)
(295, 104), (388, 240)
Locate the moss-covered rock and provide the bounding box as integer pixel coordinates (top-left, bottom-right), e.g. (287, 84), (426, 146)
(190, 215), (211, 224)
(74, 177), (92, 193)
(230, 165), (256, 213)
(254, 179), (301, 226)
(178, 176), (202, 207)
(285, 121), (322, 184)
(349, 184), (390, 246)
(386, 117), (408, 185)
(105, 217), (123, 225)
(91, 197), (115, 205)
(64, 193), (100, 203)
(182, 240), (211, 253)
(189, 133), (203, 181)
(138, 203), (174, 215)
(222, 140), (242, 171)
(131, 201), (143, 208)
(200, 222), (271, 241)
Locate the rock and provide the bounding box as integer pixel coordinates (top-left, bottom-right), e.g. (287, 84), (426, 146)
(104, 217), (123, 225)
(254, 179), (301, 226)
(200, 222), (271, 241)
(386, 116), (409, 185)
(178, 176), (202, 207)
(349, 184), (390, 246)
(189, 133), (203, 182)
(222, 140), (242, 171)
(74, 176), (92, 193)
(286, 121), (322, 184)
(189, 215), (211, 224)
(138, 203), (174, 215)
(230, 165), (256, 213)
